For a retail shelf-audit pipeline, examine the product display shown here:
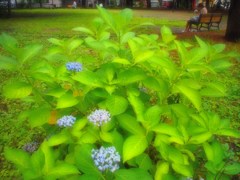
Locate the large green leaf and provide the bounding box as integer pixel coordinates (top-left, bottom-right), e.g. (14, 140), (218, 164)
(57, 92), (79, 109)
(115, 168), (152, 180)
(118, 68), (146, 85)
(47, 163), (79, 177)
(127, 91), (145, 122)
(74, 144), (102, 177)
(26, 107), (51, 127)
(117, 114), (145, 135)
(161, 26), (176, 44)
(17, 44), (42, 64)
(123, 135), (148, 162)
(175, 83), (201, 111)
(0, 33), (18, 53)
(105, 95), (128, 115)
(72, 27), (95, 36)
(4, 147), (31, 169)
(41, 141), (55, 174)
(224, 162), (240, 175)
(72, 70), (104, 87)
(48, 132), (70, 146)
(172, 163), (193, 177)
(155, 162), (169, 180)
(144, 105), (163, 130)
(152, 123), (180, 137)
(135, 153), (153, 171)
(200, 82), (227, 97)
(31, 149), (45, 173)
(3, 80), (32, 99)
(97, 7), (117, 34)
(134, 50), (154, 64)
(0, 55), (18, 71)
(188, 132), (212, 144)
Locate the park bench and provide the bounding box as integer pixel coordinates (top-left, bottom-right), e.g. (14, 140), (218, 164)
(190, 13), (223, 31)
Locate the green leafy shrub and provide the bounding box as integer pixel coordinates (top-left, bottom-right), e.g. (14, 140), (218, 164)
(1, 7), (240, 180)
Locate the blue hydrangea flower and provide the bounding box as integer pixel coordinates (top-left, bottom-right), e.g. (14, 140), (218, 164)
(22, 142), (39, 153)
(66, 62), (83, 72)
(57, 115), (76, 127)
(91, 146), (121, 172)
(87, 109), (111, 127)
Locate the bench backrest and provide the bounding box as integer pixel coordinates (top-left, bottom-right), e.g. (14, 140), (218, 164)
(211, 13), (222, 23)
(199, 14), (212, 23)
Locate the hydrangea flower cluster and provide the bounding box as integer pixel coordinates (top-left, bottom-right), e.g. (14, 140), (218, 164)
(66, 62), (83, 72)
(22, 142), (39, 153)
(87, 109), (111, 126)
(57, 115), (76, 127)
(91, 146), (121, 172)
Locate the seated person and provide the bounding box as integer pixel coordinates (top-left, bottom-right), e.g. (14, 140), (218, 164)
(185, 3), (208, 32)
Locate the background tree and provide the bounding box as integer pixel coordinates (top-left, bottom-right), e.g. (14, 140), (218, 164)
(225, 0), (240, 42)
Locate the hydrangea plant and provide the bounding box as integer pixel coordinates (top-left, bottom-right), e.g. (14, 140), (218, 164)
(1, 7), (240, 180)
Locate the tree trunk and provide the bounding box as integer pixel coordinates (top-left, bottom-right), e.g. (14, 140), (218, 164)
(225, 0), (240, 42)
(7, 0), (11, 17)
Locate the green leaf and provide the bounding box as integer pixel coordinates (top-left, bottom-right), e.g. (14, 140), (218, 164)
(117, 114), (145, 135)
(224, 163), (240, 175)
(0, 33), (18, 53)
(105, 95), (128, 115)
(172, 163), (193, 177)
(216, 129), (240, 138)
(31, 149), (45, 173)
(135, 153), (153, 171)
(74, 144), (102, 176)
(144, 105), (162, 130)
(3, 80), (32, 99)
(142, 77), (163, 92)
(48, 163), (79, 177)
(48, 132), (70, 146)
(113, 57), (131, 65)
(118, 68), (146, 85)
(200, 82), (227, 97)
(39, 142), (54, 175)
(46, 87), (67, 98)
(0, 55), (18, 71)
(155, 162), (169, 180)
(4, 147), (31, 169)
(72, 27), (95, 36)
(18, 44), (42, 64)
(115, 168), (152, 180)
(57, 92), (79, 109)
(134, 50), (154, 64)
(128, 91), (145, 122)
(121, 32), (135, 44)
(48, 38), (63, 46)
(123, 135), (148, 162)
(152, 123), (180, 137)
(68, 39), (83, 52)
(203, 142), (214, 161)
(72, 70), (104, 87)
(188, 132), (212, 144)
(97, 7), (117, 34)
(161, 26), (176, 44)
(210, 59), (232, 72)
(27, 107), (51, 127)
(175, 83), (201, 111)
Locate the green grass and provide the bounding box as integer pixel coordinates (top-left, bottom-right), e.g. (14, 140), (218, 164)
(0, 9), (185, 44)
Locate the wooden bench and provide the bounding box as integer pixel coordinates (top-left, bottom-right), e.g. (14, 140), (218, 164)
(190, 13), (223, 31)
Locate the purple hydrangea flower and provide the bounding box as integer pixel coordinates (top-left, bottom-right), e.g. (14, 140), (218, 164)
(22, 142), (39, 153)
(66, 62), (83, 72)
(91, 146), (120, 172)
(57, 115), (76, 127)
(87, 109), (111, 127)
